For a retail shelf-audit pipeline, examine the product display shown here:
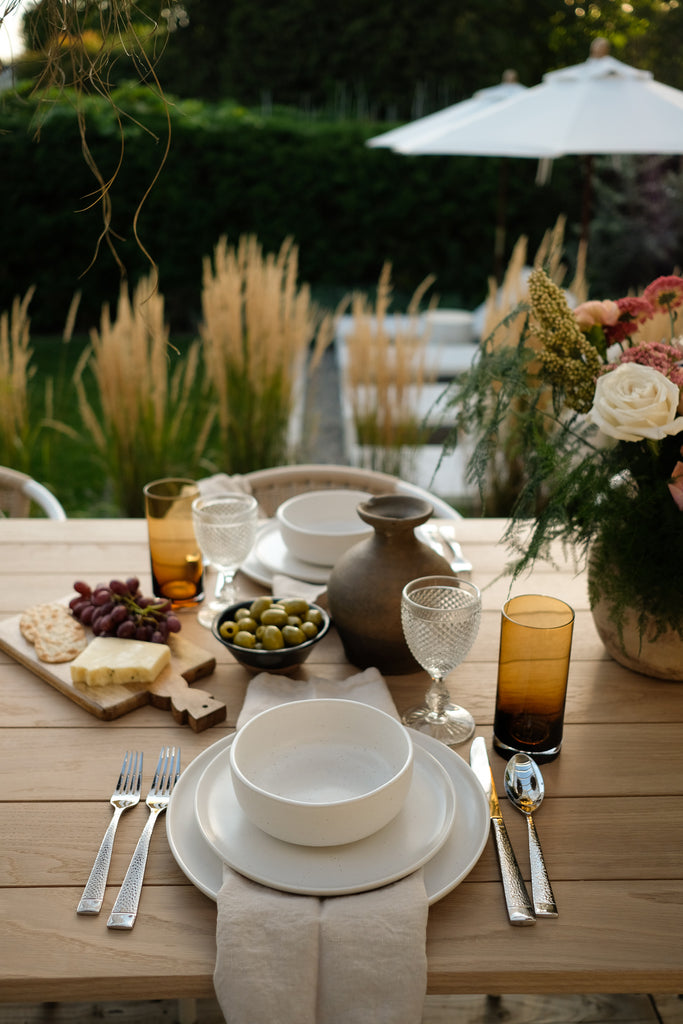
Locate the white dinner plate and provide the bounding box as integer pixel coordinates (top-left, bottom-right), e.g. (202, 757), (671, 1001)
(193, 742), (455, 897)
(241, 520), (330, 586)
(167, 730), (489, 905)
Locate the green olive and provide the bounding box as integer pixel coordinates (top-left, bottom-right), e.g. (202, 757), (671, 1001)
(262, 625), (285, 650)
(278, 598), (309, 617)
(249, 596), (273, 620)
(261, 607), (288, 627)
(234, 630), (257, 648)
(282, 624), (306, 646)
(225, 598), (322, 653)
(219, 620), (239, 640)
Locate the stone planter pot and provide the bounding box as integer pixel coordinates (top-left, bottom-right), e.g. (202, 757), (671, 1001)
(589, 580), (683, 682)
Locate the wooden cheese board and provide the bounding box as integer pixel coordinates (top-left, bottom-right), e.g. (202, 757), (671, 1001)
(0, 605), (225, 732)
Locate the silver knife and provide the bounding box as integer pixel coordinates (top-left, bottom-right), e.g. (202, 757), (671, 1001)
(470, 736), (535, 926)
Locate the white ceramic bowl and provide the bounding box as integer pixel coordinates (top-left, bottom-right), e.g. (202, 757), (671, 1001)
(229, 698), (414, 847)
(275, 489), (373, 567)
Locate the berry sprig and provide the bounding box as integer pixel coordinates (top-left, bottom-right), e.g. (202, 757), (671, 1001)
(69, 577), (182, 643)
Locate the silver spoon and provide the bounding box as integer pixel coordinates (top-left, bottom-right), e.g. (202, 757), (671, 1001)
(504, 753), (558, 918)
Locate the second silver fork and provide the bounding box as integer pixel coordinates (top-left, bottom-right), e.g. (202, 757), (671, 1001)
(107, 746), (180, 930)
(77, 751), (143, 915)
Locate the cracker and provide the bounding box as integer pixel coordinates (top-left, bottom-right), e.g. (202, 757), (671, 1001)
(20, 602), (87, 663)
(20, 603), (57, 643)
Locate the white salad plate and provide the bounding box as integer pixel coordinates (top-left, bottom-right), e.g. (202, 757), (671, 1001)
(193, 742), (455, 897)
(167, 730), (489, 905)
(241, 520), (330, 586)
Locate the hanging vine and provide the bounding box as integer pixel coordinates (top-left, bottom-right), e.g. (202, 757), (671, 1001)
(1, 0), (181, 281)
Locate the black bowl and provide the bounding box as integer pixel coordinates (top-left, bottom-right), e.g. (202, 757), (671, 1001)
(211, 598), (331, 671)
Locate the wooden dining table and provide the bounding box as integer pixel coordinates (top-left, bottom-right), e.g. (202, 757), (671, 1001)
(1, 515), (682, 1006)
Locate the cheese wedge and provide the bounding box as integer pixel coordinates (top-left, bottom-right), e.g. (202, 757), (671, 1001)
(70, 637), (171, 687)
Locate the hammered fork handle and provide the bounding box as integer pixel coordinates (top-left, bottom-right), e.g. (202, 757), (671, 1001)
(77, 806), (128, 915)
(106, 807), (164, 929)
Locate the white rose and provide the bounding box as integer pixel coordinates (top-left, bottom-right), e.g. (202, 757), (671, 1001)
(588, 363), (683, 442)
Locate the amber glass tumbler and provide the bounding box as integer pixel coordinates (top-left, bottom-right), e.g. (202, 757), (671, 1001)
(493, 594), (574, 763)
(143, 478), (204, 608)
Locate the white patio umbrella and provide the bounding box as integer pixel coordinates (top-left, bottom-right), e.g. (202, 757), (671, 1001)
(367, 70), (527, 154)
(403, 39), (683, 241)
(410, 40), (683, 161)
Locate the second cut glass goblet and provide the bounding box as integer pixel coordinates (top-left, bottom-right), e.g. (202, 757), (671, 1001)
(191, 493), (259, 628)
(401, 575), (482, 745)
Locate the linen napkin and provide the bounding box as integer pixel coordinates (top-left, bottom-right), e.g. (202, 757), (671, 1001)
(270, 572), (326, 605)
(213, 667), (429, 1024)
(198, 472), (255, 499)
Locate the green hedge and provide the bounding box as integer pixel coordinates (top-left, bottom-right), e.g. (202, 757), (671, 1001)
(1, 84), (585, 332)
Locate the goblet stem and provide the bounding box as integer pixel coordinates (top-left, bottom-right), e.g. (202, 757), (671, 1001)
(197, 568), (237, 628)
(425, 675), (451, 715)
(215, 568), (238, 606)
(403, 671), (475, 746)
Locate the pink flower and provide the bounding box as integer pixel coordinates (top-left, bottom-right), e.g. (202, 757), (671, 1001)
(573, 299), (619, 331)
(643, 275), (683, 314)
(617, 341), (683, 376)
(603, 297), (655, 344)
(668, 458), (683, 511)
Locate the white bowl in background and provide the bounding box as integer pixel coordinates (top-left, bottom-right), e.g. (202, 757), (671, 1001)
(229, 698), (414, 847)
(275, 489), (373, 567)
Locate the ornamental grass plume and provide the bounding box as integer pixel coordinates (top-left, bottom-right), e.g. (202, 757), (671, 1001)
(478, 216), (588, 352)
(343, 262), (436, 475)
(0, 288), (35, 470)
(0, 287), (76, 492)
(199, 234), (337, 473)
(74, 276), (214, 516)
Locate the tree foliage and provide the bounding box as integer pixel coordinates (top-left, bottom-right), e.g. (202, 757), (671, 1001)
(147, 0), (683, 114)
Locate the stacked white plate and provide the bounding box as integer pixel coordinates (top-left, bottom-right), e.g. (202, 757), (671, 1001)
(241, 520), (331, 586)
(167, 730), (490, 903)
(241, 519), (440, 588)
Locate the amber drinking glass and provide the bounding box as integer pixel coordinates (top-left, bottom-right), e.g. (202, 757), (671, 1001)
(493, 594), (575, 763)
(143, 478), (204, 609)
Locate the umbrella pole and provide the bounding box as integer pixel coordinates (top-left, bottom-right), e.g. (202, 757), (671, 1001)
(580, 154), (593, 247)
(494, 157), (509, 282)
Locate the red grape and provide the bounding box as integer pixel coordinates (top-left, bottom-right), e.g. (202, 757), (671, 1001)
(68, 578), (182, 643)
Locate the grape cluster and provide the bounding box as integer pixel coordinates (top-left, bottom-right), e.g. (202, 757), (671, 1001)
(69, 578), (182, 644)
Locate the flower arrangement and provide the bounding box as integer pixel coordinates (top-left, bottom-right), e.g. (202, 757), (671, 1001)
(440, 269), (683, 662)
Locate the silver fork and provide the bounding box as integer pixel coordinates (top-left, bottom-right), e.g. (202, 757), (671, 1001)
(438, 524), (473, 574)
(77, 751), (143, 915)
(107, 746), (180, 930)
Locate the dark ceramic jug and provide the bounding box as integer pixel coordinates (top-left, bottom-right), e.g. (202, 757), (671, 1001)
(327, 493), (454, 674)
